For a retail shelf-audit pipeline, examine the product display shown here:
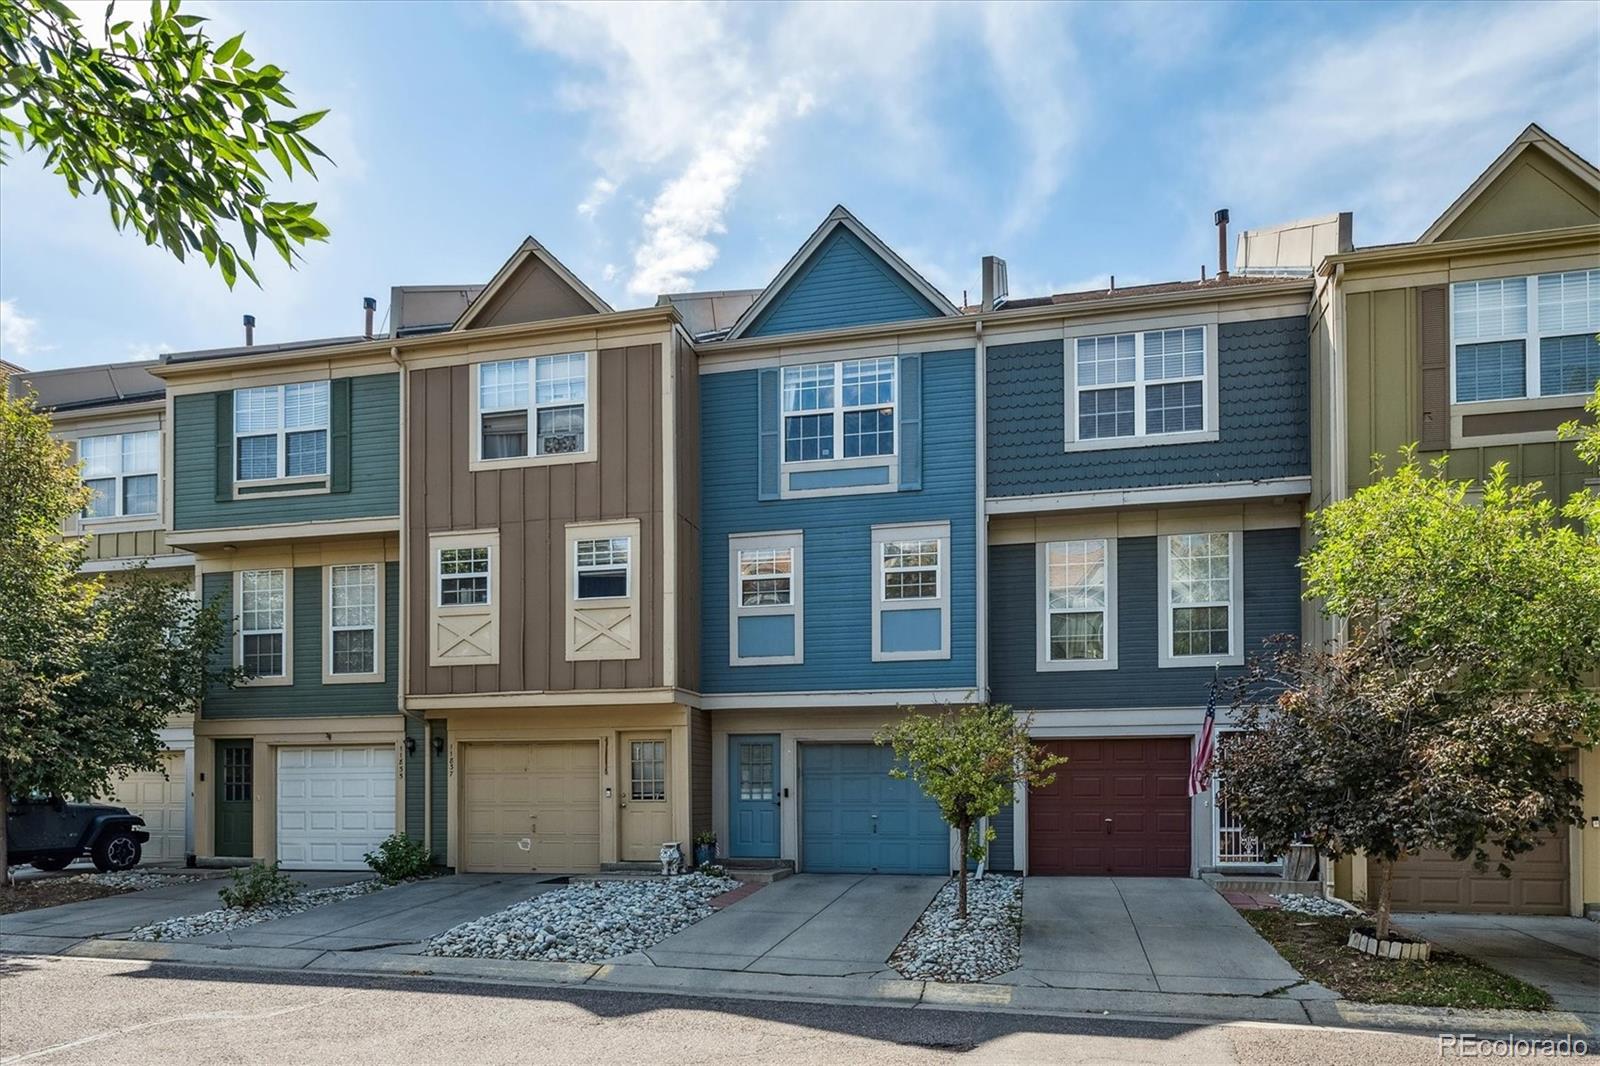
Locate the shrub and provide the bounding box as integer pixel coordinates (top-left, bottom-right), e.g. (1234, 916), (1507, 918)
(218, 862), (299, 910)
(363, 834), (434, 883)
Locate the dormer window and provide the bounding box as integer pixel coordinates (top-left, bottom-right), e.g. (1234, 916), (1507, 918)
(782, 357), (896, 463)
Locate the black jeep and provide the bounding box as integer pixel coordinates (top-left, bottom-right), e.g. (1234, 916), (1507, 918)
(6, 795), (150, 872)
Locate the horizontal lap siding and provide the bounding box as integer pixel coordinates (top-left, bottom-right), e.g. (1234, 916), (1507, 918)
(173, 374), (400, 529)
(428, 719), (448, 863)
(404, 716), (425, 843)
(699, 350), (978, 693)
(747, 230), (943, 337)
(986, 316), (1310, 495)
(988, 529), (1302, 710)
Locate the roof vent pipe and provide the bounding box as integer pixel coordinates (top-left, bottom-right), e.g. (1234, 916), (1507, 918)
(363, 296), (377, 340)
(1214, 208), (1230, 281)
(243, 314), (255, 347)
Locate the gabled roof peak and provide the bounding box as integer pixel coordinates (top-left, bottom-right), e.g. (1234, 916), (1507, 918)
(452, 236), (612, 331)
(1417, 122), (1600, 244)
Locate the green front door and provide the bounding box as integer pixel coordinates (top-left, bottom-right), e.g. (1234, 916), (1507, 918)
(214, 741), (254, 857)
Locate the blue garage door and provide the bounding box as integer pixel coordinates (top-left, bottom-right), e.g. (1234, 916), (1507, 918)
(800, 744), (949, 874)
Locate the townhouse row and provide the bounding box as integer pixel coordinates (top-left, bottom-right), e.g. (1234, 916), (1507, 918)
(14, 123), (1600, 916)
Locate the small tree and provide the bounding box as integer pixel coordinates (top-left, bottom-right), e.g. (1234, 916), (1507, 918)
(1216, 451), (1600, 940)
(1558, 381), (1600, 528)
(876, 702), (1063, 920)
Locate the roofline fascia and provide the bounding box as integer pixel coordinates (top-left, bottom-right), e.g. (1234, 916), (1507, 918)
(1317, 224), (1600, 277)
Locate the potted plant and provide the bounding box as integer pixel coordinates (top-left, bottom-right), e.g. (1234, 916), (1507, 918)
(693, 830), (717, 868)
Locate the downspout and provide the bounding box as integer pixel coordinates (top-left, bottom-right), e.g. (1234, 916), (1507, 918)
(392, 344), (421, 846)
(974, 318), (988, 702)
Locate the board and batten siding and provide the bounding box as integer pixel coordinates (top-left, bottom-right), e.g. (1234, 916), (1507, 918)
(172, 374), (400, 530)
(987, 316), (1311, 496)
(82, 528), (184, 562)
(405, 345), (667, 696)
(428, 719), (448, 860)
(698, 349), (978, 693)
(746, 229), (944, 337)
(199, 563), (400, 718)
(987, 529), (1302, 710)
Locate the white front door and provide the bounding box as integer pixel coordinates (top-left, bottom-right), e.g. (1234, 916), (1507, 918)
(276, 746), (396, 870)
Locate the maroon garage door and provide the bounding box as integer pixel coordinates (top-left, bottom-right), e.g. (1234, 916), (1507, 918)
(1028, 737), (1191, 876)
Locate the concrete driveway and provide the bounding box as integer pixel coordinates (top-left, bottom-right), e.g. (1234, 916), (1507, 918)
(1004, 878), (1303, 995)
(1393, 913), (1599, 1017)
(636, 873), (944, 978)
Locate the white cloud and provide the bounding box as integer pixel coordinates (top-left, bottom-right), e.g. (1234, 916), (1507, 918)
(577, 177), (617, 219)
(0, 299), (45, 360)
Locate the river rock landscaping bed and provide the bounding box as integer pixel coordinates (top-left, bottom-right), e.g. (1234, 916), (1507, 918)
(423, 873), (738, 963)
(890, 875), (1022, 983)
(1272, 893), (1361, 917)
(84, 871), (206, 890)
(130, 880), (384, 941)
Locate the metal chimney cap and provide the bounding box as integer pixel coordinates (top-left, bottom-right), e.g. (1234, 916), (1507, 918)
(362, 297), (377, 311)
(242, 314), (256, 326)
(1214, 208), (1230, 225)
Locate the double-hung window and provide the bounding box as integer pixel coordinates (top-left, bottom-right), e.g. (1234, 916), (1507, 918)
(1039, 538), (1116, 670)
(328, 563), (379, 678)
(1451, 269), (1600, 402)
(882, 539), (940, 601)
(1071, 326), (1211, 445)
(477, 352), (590, 462)
(1158, 532), (1242, 668)
(238, 568), (288, 679)
(234, 381), (329, 482)
(872, 522), (949, 661)
(575, 537), (630, 599)
(438, 547), (490, 606)
(79, 430), (159, 519)
(782, 357), (896, 463)
(729, 532), (803, 666)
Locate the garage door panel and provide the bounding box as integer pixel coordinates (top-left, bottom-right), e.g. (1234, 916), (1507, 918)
(109, 751), (188, 864)
(1375, 834), (1570, 915)
(800, 743), (948, 875)
(1028, 738), (1192, 876)
(461, 742), (600, 873)
(277, 746), (395, 871)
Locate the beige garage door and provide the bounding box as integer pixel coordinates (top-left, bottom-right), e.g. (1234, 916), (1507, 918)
(110, 751), (187, 863)
(1374, 832), (1570, 915)
(461, 742), (600, 873)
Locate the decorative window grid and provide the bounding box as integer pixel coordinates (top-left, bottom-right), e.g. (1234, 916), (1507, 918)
(1045, 539), (1109, 662)
(329, 564), (378, 676)
(1072, 327), (1206, 442)
(234, 381), (329, 482)
(630, 740), (666, 801)
(781, 357), (896, 463)
(1451, 269), (1600, 402)
(239, 568), (287, 677)
(575, 536), (630, 599)
(477, 353), (589, 460)
(438, 547), (490, 606)
(79, 430), (159, 519)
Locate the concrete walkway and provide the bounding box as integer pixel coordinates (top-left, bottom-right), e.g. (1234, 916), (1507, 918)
(1393, 913), (1599, 1018)
(638, 874), (943, 977)
(1004, 877), (1304, 996)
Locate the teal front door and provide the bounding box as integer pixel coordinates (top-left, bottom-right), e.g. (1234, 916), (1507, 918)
(728, 735), (780, 858)
(214, 741), (254, 858)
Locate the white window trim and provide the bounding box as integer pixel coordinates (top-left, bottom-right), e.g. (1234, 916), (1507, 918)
(573, 534), (633, 603)
(436, 546), (493, 608)
(233, 381), (330, 486)
(428, 529), (500, 667)
(469, 351), (596, 470)
(1449, 270), (1600, 405)
(1156, 531), (1244, 669)
(323, 562), (385, 685)
(780, 357), (899, 468)
(1062, 321), (1220, 452)
(234, 567), (293, 687)
(78, 429), (161, 524)
(1035, 538), (1118, 672)
(728, 530), (804, 667)
(564, 519), (642, 662)
(871, 521), (951, 663)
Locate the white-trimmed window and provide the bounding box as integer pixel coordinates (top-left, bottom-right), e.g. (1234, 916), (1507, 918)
(327, 563), (379, 678)
(238, 568), (288, 678)
(1069, 326), (1215, 446)
(575, 536), (630, 600)
(782, 357), (896, 463)
(438, 547), (490, 606)
(729, 531), (804, 666)
(871, 522), (950, 662)
(1157, 532), (1243, 668)
(1452, 269), (1600, 402)
(235, 381), (329, 482)
(79, 430), (159, 519)
(476, 352), (590, 462)
(1038, 538), (1117, 670)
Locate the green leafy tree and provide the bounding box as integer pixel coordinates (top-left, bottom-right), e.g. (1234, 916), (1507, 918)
(1558, 381), (1600, 527)
(0, 0), (330, 286)
(1, 392), (242, 878)
(1216, 451), (1600, 940)
(876, 702), (1063, 920)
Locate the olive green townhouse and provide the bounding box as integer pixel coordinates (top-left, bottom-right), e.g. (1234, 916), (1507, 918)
(1308, 124), (1600, 916)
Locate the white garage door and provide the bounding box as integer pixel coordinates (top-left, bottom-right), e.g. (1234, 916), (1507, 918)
(110, 751), (188, 863)
(277, 746), (396, 870)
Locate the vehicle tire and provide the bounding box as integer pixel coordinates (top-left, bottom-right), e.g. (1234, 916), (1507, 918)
(30, 855), (73, 872)
(91, 832), (142, 872)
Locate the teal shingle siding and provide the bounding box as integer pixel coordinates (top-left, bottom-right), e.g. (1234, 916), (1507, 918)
(404, 716), (424, 845)
(986, 317), (1310, 496)
(700, 350), (977, 692)
(173, 374), (400, 530)
(428, 719), (448, 865)
(747, 228), (944, 337)
(200, 562), (400, 718)
(988, 529), (1302, 709)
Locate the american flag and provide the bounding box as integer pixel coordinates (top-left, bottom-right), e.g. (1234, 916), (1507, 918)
(1187, 672), (1219, 797)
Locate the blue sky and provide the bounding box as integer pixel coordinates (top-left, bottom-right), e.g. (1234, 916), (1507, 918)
(2, 0), (1597, 370)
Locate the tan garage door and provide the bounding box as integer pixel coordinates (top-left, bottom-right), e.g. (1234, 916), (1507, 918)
(1373, 832), (1570, 915)
(461, 742), (600, 873)
(110, 751), (187, 863)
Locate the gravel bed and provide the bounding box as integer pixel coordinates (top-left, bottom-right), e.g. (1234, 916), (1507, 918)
(130, 879), (383, 941)
(423, 873), (738, 963)
(1273, 892), (1361, 917)
(83, 871), (204, 890)
(890, 875), (1022, 983)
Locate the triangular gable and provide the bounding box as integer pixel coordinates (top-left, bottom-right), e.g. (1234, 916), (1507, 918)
(454, 237), (612, 331)
(1418, 123), (1600, 244)
(727, 206), (959, 340)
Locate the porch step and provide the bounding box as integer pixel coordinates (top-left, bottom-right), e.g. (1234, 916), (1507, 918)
(715, 858), (794, 884)
(1201, 872), (1324, 896)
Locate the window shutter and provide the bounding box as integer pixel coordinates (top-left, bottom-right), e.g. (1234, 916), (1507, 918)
(1417, 285), (1449, 451)
(757, 368), (780, 501)
(330, 377), (352, 494)
(898, 353), (922, 491)
(214, 391), (233, 503)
